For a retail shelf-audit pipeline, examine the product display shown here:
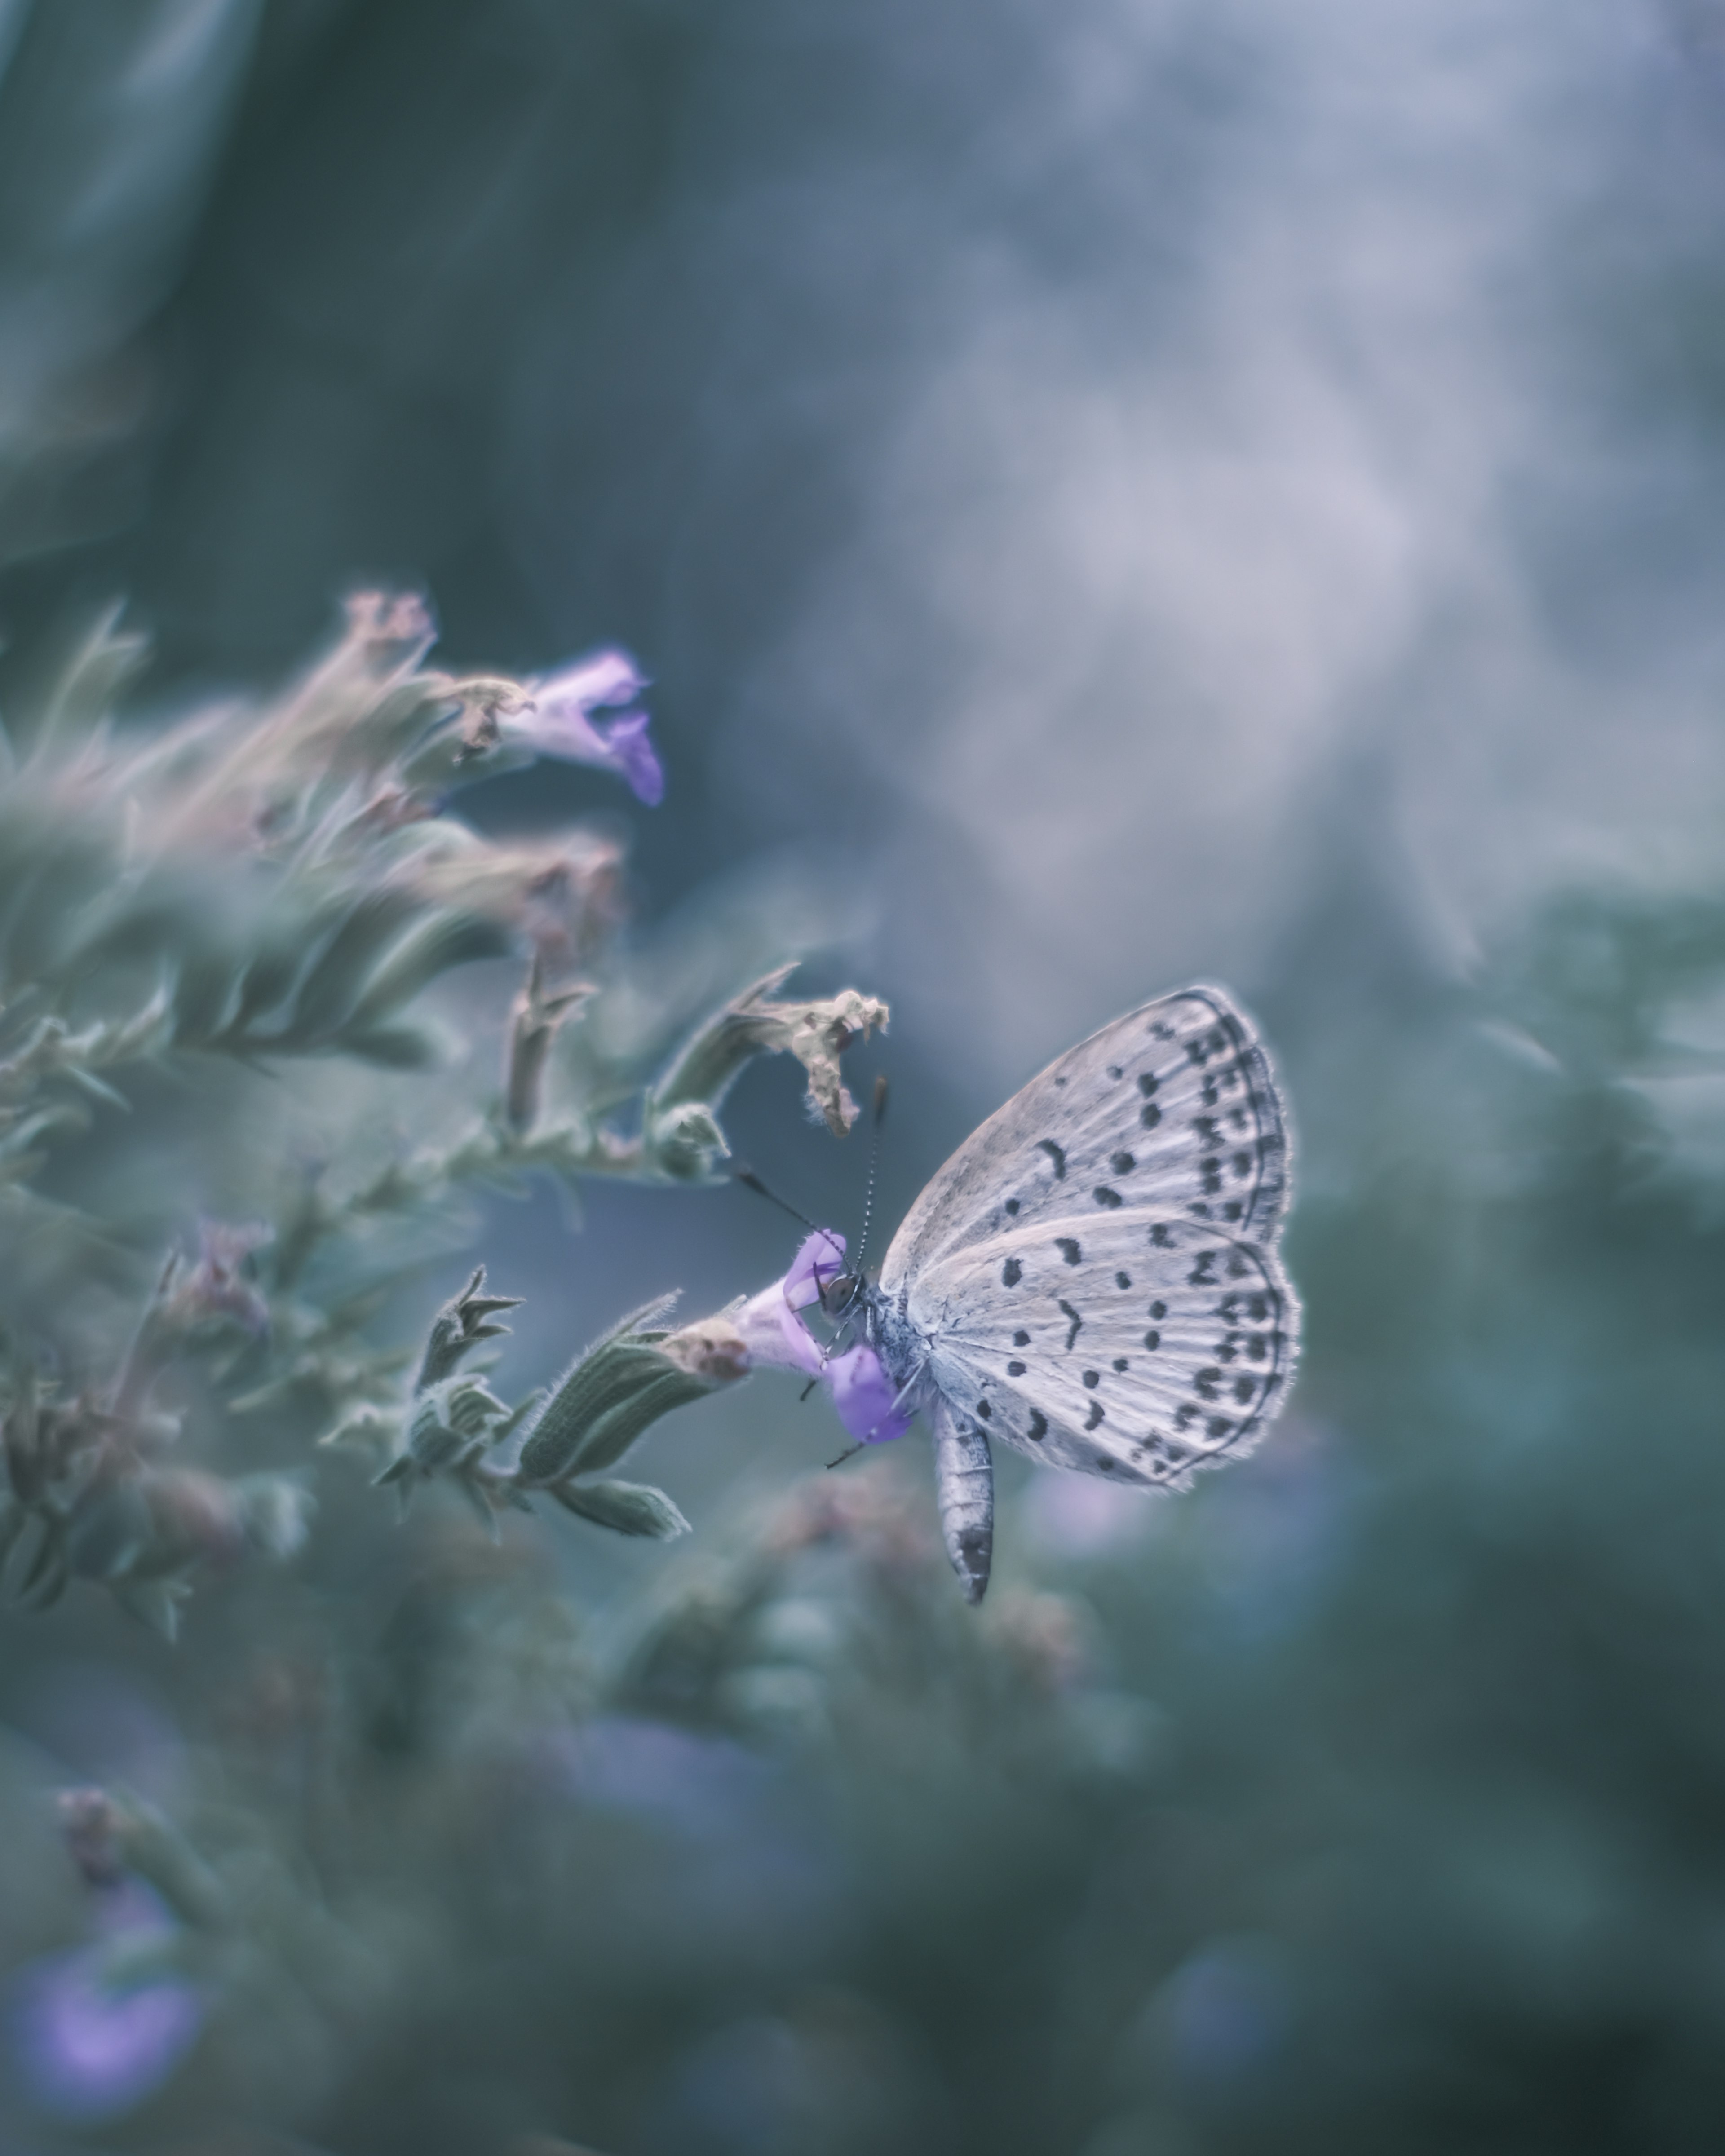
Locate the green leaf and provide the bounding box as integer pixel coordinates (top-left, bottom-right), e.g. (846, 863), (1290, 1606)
(345, 909), (513, 1032)
(548, 1479), (690, 1540)
(171, 953), (243, 1044)
(270, 886), (425, 1045)
(561, 1365), (716, 1478)
(27, 605), (150, 758)
(513, 1296), (682, 1484)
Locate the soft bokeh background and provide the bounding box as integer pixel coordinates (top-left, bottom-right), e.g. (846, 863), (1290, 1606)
(6, 1), (1725, 2151)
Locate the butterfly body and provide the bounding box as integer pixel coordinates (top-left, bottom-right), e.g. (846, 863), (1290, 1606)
(858, 985), (1300, 1600)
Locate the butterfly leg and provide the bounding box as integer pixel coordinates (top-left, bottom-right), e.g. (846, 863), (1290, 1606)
(931, 1396), (993, 1604)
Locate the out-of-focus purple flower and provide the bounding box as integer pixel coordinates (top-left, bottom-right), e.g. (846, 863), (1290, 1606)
(1158, 1937), (1290, 2083)
(8, 1886), (204, 2122)
(544, 1715), (776, 1841)
(730, 1231), (913, 1445)
(1020, 1473), (1159, 1561)
(512, 648), (664, 805)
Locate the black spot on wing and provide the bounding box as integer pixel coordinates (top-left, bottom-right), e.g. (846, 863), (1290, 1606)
(1037, 1140), (1067, 1179)
(1110, 1151), (1136, 1175)
(1113, 1357), (1129, 1372)
(1056, 1237), (1082, 1265)
(1004, 1198), (1020, 1215)
(1002, 1257), (1022, 1287)
(1092, 1187), (1123, 1209)
(1143, 1329), (1161, 1350)
(1082, 1370), (1100, 1389)
(1007, 1360), (1026, 1376)
(1084, 1401), (1104, 1431)
(1058, 1300), (1082, 1350)
(1027, 1410), (1048, 1441)
(1012, 1328), (1030, 1347)
(1115, 1270), (1131, 1289)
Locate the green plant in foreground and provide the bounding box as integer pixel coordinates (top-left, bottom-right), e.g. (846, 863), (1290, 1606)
(0, 594), (885, 1630)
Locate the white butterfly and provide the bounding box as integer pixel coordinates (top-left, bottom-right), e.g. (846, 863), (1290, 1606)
(842, 985), (1299, 1600)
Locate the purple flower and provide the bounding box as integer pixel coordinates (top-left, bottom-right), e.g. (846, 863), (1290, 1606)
(730, 1229), (846, 1379)
(730, 1231), (914, 1445)
(8, 1887), (204, 2121)
(823, 1340), (914, 1446)
(512, 648), (664, 805)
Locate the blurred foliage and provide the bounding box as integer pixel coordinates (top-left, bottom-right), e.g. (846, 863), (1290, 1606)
(7, 2), (1725, 2154)
(6, 603), (1725, 2153)
(0, 591), (884, 1643)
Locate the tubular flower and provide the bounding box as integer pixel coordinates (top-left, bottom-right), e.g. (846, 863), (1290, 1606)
(729, 1230), (914, 1445)
(509, 649), (664, 804)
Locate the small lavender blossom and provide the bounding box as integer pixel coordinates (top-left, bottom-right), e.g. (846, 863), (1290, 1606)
(728, 1231), (913, 1444)
(823, 1339), (914, 1446)
(7, 1884), (203, 2122)
(729, 1229), (844, 1378)
(512, 649), (664, 805)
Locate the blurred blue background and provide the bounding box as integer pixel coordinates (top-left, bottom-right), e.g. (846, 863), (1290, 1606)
(8, 3), (1725, 2152)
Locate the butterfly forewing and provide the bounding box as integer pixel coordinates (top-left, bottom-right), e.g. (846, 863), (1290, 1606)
(914, 1215), (1298, 1488)
(879, 986), (1289, 1299)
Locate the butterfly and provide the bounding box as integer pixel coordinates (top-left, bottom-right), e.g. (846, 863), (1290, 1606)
(832, 985), (1299, 1601)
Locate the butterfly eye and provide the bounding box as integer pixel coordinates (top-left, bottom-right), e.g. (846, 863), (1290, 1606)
(819, 1271), (858, 1317)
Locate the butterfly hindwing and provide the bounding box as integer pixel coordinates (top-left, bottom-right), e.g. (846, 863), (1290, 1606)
(878, 985), (1290, 1301)
(913, 1214), (1298, 1488)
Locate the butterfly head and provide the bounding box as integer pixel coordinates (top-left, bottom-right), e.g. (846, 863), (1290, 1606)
(816, 1263), (867, 1322)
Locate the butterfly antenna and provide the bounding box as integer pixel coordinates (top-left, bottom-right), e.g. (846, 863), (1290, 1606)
(733, 1166), (821, 1235)
(852, 1074), (889, 1274)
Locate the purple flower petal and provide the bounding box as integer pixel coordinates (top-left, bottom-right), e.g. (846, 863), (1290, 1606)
(9, 1935), (204, 2121)
(595, 708), (665, 806)
(783, 1229), (847, 1312)
(508, 648), (664, 804)
(731, 1280), (824, 1378)
(728, 1233), (912, 1443)
(537, 648), (648, 712)
(824, 1341), (913, 1445)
